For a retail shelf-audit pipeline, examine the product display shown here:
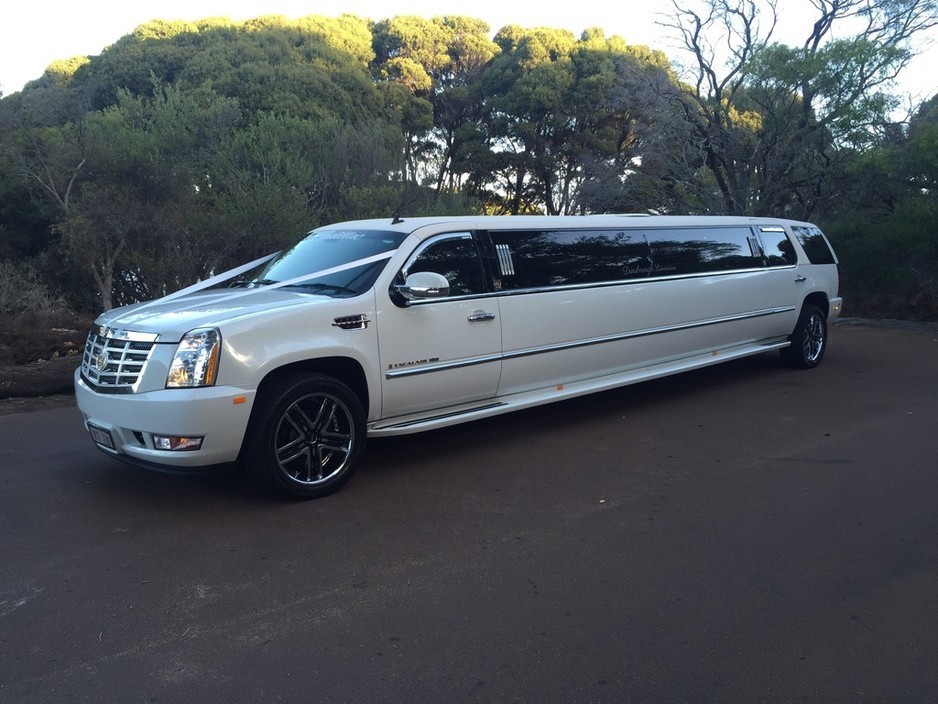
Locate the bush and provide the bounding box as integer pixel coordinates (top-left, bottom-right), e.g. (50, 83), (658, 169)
(0, 260), (67, 318)
(825, 204), (938, 322)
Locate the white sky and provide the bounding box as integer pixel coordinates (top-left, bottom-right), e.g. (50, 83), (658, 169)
(2, 0), (936, 103)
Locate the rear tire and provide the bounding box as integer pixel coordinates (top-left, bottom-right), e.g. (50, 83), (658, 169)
(780, 304), (827, 369)
(242, 373), (365, 499)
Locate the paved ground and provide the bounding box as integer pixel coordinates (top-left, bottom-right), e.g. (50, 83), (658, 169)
(1, 323), (937, 703)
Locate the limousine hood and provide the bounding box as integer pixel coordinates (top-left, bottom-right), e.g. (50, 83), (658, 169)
(94, 288), (335, 342)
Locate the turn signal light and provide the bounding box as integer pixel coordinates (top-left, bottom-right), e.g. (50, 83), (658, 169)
(153, 435), (204, 451)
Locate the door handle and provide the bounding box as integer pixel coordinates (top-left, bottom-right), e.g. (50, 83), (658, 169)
(794, 275), (807, 283)
(468, 310), (496, 322)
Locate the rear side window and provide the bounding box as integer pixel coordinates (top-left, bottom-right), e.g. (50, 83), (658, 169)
(490, 226), (764, 289)
(644, 227), (761, 275)
(758, 227), (797, 266)
(791, 226), (837, 265)
(489, 229), (653, 289)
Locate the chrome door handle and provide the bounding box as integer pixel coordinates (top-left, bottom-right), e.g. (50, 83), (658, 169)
(794, 275), (807, 283)
(468, 310), (496, 322)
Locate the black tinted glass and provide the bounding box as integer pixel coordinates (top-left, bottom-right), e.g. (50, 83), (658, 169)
(791, 226), (836, 265)
(490, 229), (653, 290)
(405, 237), (486, 296)
(645, 227), (760, 275)
(759, 229), (797, 266)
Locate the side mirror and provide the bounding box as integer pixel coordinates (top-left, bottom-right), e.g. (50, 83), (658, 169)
(395, 271), (450, 301)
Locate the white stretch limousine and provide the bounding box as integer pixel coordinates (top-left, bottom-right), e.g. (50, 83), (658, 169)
(76, 215), (843, 497)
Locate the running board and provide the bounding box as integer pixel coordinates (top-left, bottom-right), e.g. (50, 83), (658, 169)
(368, 338), (790, 437)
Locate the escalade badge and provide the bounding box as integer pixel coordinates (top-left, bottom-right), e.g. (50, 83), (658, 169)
(387, 357), (440, 370)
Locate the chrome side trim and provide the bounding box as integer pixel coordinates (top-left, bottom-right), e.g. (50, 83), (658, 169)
(385, 306), (796, 379)
(502, 307), (796, 363)
(371, 337), (795, 438)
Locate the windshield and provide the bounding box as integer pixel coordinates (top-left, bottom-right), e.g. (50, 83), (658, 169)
(243, 228), (406, 297)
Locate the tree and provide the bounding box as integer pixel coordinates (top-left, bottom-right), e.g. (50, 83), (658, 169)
(568, 35), (689, 214)
(52, 85), (243, 308)
(661, 0), (938, 217)
(427, 17), (500, 197)
(475, 26), (581, 214)
(820, 93), (938, 317)
(371, 15), (499, 188)
(476, 27), (686, 215)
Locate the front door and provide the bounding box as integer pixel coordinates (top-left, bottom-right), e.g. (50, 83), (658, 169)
(376, 233), (501, 418)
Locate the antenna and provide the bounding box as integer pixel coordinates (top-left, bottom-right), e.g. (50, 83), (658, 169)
(391, 183), (427, 225)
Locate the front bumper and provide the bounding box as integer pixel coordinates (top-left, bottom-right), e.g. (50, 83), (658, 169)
(74, 370), (257, 468)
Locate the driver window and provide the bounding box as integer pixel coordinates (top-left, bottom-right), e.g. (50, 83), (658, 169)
(402, 235), (487, 297)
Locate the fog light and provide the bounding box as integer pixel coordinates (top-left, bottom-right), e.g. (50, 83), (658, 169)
(153, 435), (204, 451)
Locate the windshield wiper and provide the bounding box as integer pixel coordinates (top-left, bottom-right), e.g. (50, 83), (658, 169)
(229, 278), (279, 288)
(287, 282), (358, 295)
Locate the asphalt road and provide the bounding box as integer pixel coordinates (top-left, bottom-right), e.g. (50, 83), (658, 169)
(1, 323), (937, 703)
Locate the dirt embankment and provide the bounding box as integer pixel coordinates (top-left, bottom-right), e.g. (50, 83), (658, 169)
(0, 314), (87, 408)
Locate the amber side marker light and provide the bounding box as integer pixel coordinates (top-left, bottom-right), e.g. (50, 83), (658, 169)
(233, 396), (247, 405)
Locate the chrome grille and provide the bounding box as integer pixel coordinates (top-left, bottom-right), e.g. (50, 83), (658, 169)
(81, 327), (158, 392)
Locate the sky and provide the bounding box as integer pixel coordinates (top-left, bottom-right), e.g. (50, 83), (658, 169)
(2, 0), (936, 103)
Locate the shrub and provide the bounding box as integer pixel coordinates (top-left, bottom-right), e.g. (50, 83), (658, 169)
(0, 260), (67, 318)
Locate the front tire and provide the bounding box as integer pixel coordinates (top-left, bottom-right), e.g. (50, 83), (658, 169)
(243, 373), (366, 499)
(780, 304), (827, 369)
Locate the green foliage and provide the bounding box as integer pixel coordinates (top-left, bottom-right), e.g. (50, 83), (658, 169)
(820, 96), (938, 318)
(0, 8), (934, 318)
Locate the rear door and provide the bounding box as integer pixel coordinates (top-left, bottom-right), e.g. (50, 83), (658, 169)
(490, 227), (648, 396)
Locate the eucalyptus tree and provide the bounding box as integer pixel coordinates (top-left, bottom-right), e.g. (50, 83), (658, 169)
(475, 26), (686, 215)
(53, 85), (244, 309)
(475, 26), (580, 214)
(371, 14), (499, 191)
(3, 14), (411, 309)
(661, 0), (938, 217)
(821, 94), (938, 314)
(568, 35), (690, 214)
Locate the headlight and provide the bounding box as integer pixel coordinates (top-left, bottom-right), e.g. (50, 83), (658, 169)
(166, 328), (221, 388)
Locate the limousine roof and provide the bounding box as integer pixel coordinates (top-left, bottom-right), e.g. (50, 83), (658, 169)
(322, 214), (816, 238)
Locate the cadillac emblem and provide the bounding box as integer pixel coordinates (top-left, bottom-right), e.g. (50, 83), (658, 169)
(95, 353), (109, 372)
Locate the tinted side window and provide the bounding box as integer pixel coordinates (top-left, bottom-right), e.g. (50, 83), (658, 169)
(401, 235), (487, 297)
(759, 228), (797, 266)
(489, 229), (653, 290)
(645, 227), (761, 275)
(791, 226), (837, 265)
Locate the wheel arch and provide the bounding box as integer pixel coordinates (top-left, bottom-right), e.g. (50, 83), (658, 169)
(801, 291), (830, 317)
(256, 357), (370, 417)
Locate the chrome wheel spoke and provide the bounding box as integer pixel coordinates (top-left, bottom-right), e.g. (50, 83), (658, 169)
(320, 427), (351, 449)
(277, 436), (306, 463)
(273, 391), (356, 486)
(803, 314), (824, 362)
